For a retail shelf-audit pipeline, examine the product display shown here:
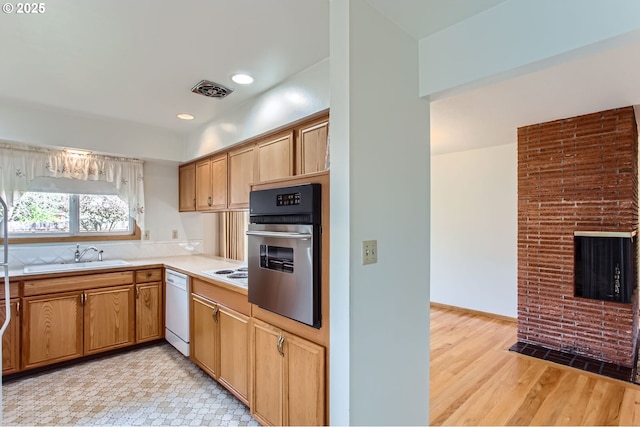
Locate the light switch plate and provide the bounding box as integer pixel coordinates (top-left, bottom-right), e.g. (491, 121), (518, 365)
(362, 240), (377, 265)
(143, 230), (150, 240)
(172, 230), (178, 239)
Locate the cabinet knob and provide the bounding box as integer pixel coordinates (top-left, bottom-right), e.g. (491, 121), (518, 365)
(212, 306), (219, 323)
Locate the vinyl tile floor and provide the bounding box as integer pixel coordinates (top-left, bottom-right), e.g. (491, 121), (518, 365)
(1, 342), (260, 426)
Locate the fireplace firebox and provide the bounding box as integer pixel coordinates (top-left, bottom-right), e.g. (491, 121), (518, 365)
(574, 232), (636, 304)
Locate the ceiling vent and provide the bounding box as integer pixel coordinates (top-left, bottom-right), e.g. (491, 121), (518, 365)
(191, 80), (234, 99)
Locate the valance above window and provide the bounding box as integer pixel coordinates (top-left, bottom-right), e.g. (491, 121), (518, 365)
(0, 142), (145, 230)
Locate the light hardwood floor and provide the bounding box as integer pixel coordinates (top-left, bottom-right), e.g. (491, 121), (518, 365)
(430, 305), (640, 426)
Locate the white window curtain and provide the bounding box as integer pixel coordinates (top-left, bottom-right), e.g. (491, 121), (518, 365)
(0, 142), (145, 230)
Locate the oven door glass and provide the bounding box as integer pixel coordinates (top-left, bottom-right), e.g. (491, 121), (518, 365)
(247, 223), (317, 326)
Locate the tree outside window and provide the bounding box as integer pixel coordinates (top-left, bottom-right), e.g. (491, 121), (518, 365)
(8, 192), (131, 235)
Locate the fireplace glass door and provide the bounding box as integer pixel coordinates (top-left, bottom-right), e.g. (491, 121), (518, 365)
(574, 235), (635, 303)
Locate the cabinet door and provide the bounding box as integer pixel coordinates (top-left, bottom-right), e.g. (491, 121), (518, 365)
(136, 282), (163, 343)
(285, 333), (326, 426)
(1, 299), (20, 375)
(84, 285), (135, 355)
(191, 294), (218, 378)
(210, 154), (228, 210)
(23, 292), (84, 369)
(179, 162), (196, 212)
(228, 146), (255, 209)
(251, 319), (284, 426)
(296, 118), (329, 175)
(195, 158), (212, 211)
(218, 305), (249, 404)
(257, 132), (293, 182)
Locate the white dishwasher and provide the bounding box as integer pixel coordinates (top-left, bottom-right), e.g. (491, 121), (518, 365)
(165, 269), (190, 356)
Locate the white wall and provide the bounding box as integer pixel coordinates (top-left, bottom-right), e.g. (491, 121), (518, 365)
(420, 0), (640, 98)
(185, 59), (329, 159)
(0, 99), (184, 162)
(431, 144), (517, 318)
(143, 161), (212, 252)
(330, 1), (430, 425)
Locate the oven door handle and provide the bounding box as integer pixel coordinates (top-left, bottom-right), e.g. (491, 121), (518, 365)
(246, 230), (312, 240)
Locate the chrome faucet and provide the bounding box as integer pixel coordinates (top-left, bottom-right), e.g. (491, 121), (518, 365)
(75, 244), (100, 263)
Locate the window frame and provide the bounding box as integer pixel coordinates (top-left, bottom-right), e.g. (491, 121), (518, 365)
(4, 192), (141, 244)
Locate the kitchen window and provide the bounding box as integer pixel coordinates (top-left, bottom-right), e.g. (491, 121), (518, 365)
(9, 192), (133, 236)
(0, 142), (145, 243)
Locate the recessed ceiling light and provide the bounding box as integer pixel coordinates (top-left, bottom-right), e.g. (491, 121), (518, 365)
(177, 113), (195, 120)
(231, 73), (254, 85)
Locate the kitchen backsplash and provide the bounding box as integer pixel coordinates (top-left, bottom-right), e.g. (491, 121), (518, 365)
(4, 240), (204, 269)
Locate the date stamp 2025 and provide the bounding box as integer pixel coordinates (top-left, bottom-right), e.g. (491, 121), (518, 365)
(2, 2), (46, 14)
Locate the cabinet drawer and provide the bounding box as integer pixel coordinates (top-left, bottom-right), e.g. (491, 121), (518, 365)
(136, 269), (163, 283)
(24, 271), (134, 296)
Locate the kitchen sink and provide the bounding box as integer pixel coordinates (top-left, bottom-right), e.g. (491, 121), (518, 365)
(23, 259), (131, 274)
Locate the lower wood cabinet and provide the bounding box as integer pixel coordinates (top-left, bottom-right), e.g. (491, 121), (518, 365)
(23, 291), (84, 369)
(251, 318), (325, 426)
(19, 269), (163, 372)
(191, 293), (249, 404)
(135, 268), (164, 343)
(1, 299), (21, 375)
(84, 284), (135, 355)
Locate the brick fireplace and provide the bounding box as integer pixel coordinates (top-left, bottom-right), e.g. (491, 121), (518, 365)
(517, 106), (639, 368)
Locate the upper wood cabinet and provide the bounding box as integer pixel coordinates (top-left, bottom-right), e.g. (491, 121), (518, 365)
(195, 159), (212, 211)
(178, 112), (329, 213)
(296, 116), (329, 175)
(228, 145), (255, 210)
(195, 154), (228, 211)
(178, 162), (196, 212)
(256, 131), (294, 182)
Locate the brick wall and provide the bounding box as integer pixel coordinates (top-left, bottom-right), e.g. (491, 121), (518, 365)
(517, 106), (639, 367)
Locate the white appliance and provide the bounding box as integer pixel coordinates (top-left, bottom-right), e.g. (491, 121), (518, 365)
(165, 269), (190, 356)
(0, 197), (10, 422)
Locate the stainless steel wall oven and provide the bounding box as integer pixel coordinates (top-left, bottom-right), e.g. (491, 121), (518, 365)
(247, 183), (321, 328)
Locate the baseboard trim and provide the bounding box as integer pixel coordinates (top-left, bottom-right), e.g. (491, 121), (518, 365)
(430, 301), (517, 324)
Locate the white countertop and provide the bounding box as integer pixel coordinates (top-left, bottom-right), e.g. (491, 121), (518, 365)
(8, 254), (249, 294)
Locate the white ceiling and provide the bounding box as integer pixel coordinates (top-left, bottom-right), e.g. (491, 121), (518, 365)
(0, 0), (330, 133)
(3, 0), (635, 156)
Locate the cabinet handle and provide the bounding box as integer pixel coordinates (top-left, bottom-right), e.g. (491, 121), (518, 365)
(136, 287), (140, 299)
(193, 198), (196, 208)
(207, 196), (212, 206)
(81, 293), (86, 305)
(277, 335), (285, 356)
(16, 301), (20, 315)
(212, 306), (219, 323)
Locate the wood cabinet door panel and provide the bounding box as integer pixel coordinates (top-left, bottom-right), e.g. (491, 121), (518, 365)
(195, 159), (212, 211)
(210, 154), (228, 210)
(218, 306), (249, 404)
(228, 146), (255, 209)
(1, 299), (20, 374)
(84, 285), (135, 355)
(136, 282), (163, 343)
(285, 333), (326, 426)
(257, 132), (293, 182)
(23, 292), (83, 369)
(297, 119), (328, 175)
(251, 320), (284, 426)
(179, 162), (196, 212)
(191, 295), (218, 378)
